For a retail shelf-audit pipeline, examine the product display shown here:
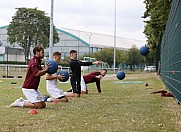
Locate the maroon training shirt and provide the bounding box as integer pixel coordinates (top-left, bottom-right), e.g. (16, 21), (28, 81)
(83, 71), (101, 93)
(22, 56), (42, 90)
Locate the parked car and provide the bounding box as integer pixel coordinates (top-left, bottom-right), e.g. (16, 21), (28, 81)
(144, 66), (156, 72)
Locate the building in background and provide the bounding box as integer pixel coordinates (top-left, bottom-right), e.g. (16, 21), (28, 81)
(0, 25), (145, 62)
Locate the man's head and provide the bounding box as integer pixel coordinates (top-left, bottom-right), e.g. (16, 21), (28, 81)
(100, 69), (107, 77)
(53, 51), (61, 63)
(70, 50), (77, 60)
(33, 46), (44, 59)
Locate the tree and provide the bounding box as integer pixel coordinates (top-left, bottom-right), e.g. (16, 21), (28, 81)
(7, 8), (59, 62)
(127, 45), (144, 66)
(144, 48), (157, 65)
(90, 48), (127, 67)
(143, 0), (172, 48)
(142, 0), (172, 66)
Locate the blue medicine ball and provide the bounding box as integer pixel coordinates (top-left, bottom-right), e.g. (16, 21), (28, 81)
(58, 70), (69, 82)
(140, 46), (149, 56)
(117, 71), (125, 80)
(46, 60), (58, 74)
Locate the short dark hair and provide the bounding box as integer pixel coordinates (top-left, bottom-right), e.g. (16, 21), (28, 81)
(33, 46), (44, 55)
(70, 50), (77, 54)
(53, 51), (61, 56)
(102, 69), (107, 73)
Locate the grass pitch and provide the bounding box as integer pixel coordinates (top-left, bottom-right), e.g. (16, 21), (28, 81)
(0, 73), (180, 132)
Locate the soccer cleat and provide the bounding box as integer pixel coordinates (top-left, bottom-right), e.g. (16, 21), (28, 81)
(10, 99), (23, 107)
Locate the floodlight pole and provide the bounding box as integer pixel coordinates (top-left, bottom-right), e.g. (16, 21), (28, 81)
(49, 0), (54, 60)
(6, 46), (9, 77)
(113, 0), (117, 73)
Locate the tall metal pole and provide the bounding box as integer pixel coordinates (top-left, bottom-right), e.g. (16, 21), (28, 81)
(49, 0), (54, 60)
(113, 0), (117, 73)
(6, 46), (9, 77)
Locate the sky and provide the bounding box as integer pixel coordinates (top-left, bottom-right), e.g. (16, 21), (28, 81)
(0, 0), (146, 41)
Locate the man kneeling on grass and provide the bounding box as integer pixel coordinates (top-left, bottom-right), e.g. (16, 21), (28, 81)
(10, 46), (49, 109)
(44, 51), (74, 103)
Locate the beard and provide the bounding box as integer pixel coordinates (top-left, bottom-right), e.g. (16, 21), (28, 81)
(38, 55), (44, 59)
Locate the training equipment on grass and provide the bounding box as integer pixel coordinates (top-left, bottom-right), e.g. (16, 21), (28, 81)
(46, 60), (58, 74)
(58, 70), (69, 82)
(140, 46), (149, 56)
(116, 71), (125, 80)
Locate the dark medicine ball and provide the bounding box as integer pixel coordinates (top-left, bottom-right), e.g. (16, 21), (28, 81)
(116, 71), (125, 80)
(58, 70), (69, 82)
(46, 60), (58, 74)
(140, 46), (149, 56)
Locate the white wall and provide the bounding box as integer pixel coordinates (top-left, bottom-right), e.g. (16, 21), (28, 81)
(4, 54), (24, 62)
(0, 47), (5, 54)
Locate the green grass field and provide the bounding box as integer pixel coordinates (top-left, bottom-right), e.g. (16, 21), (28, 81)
(0, 73), (180, 132)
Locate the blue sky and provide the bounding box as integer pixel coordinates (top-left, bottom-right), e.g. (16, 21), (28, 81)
(0, 0), (146, 41)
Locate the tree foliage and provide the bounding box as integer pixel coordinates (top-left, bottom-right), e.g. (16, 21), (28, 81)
(81, 45), (149, 68)
(88, 48), (127, 67)
(127, 45), (144, 65)
(143, 0), (172, 48)
(7, 8), (59, 61)
(142, 0), (172, 65)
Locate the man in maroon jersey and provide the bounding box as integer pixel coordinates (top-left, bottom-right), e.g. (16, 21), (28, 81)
(10, 46), (50, 109)
(81, 69), (107, 94)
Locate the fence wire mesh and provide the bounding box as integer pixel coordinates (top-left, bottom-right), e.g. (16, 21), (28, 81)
(160, 0), (181, 103)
